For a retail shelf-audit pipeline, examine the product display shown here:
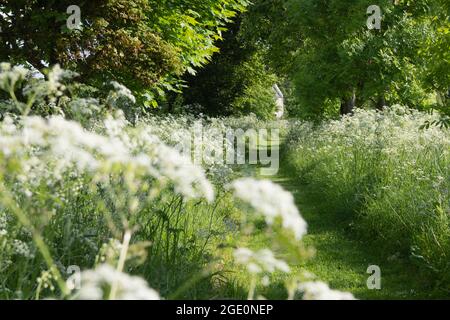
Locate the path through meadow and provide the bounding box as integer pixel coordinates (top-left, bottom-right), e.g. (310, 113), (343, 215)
(263, 141), (439, 299)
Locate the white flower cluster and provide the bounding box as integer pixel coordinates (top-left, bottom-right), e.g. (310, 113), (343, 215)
(121, 119), (215, 202)
(0, 214), (7, 237)
(149, 141), (215, 202)
(0, 114), (214, 202)
(298, 281), (356, 300)
(107, 81), (137, 107)
(77, 264), (160, 300)
(37, 269), (57, 292)
(44, 64), (68, 97)
(298, 106), (450, 164)
(12, 239), (34, 259)
(233, 248), (290, 274)
(138, 114), (287, 184)
(0, 63), (28, 91)
(139, 115), (238, 183)
(229, 178), (307, 240)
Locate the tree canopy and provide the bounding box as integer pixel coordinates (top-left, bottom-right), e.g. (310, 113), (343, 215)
(0, 0), (249, 95)
(240, 0), (450, 118)
(0, 0), (448, 119)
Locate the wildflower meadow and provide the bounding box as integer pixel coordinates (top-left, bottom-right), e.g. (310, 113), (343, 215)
(0, 0), (449, 306)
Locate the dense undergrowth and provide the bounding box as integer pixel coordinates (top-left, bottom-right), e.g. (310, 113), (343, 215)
(283, 107), (450, 289)
(1, 63), (448, 300)
(0, 63), (353, 300)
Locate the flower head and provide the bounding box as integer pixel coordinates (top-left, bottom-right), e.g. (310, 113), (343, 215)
(233, 247), (290, 274)
(298, 281), (356, 300)
(77, 264), (160, 300)
(229, 178), (307, 240)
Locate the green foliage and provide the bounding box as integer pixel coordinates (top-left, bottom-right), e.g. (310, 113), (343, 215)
(419, 0), (450, 91)
(230, 53), (278, 119)
(0, 0), (249, 103)
(241, 0), (450, 118)
(284, 107), (450, 286)
(0, 63), (138, 123)
(149, 0), (250, 74)
(287, 0), (432, 113)
(240, 0), (302, 75)
(181, 17), (278, 119)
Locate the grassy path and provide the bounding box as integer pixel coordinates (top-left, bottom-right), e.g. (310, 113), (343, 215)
(221, 138), (443, 300)
(263, 148), (439, 299)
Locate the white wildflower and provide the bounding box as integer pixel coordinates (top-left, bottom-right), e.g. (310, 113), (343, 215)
(233, 248), (290, 274)
(108, 81), (136, 105)
(77, 264), (160, 300)
(0, 63), (28, 91)
(298, 281), (356, 300)
(0, 215), (7, 236)
(12, 239), (34, 259)
(152, 144), (215, 202)
(229, 178), (307, 240)
(261, 276), (270, 287)
(47, 64), (65, 93)
(0, 115), (214, 202)
(0, 214), (7, 229)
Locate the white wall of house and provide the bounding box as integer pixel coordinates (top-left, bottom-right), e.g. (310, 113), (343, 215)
(273, 84), (284, 119)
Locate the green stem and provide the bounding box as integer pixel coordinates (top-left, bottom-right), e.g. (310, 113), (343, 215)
(248, 276), (257, 300)
(109, 229), (132, 300)
(0, 183), (69, 297)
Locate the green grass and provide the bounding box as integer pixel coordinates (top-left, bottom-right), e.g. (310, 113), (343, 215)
(216, 135), (449, 300)
(271, 172), (443, 300)
(2, 109), (447, 300)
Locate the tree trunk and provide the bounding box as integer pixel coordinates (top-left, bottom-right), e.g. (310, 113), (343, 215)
(340, 92), (356, 115)
(376, 95), (386, 111)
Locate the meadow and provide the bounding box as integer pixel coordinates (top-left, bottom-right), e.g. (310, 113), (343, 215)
(0, 64), (448, 300)
(283, 107), (450, 298)
(0, 0), (449, 301)
(0, 64), (326, 300)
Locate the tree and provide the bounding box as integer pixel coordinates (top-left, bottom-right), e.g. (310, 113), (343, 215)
(0, 0), (249, 97)
(239, 0), (302, 75)
(181, 17), (278, 118)
(241, 0), (448, 118)
(288, 0), (436, 116)
(420, 0), (450, 108)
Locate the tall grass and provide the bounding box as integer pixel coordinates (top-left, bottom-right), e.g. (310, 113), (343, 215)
(285, 106), (450, 286)
(0, 64), (354, 300)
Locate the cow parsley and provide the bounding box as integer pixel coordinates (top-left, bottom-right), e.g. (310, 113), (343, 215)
(0, 115), (214, 202)
(298, 281), (356, 300)
(233, 248), (290, 274)
(77, 264), (160, 300)
(12, 240), (34, 259)
(229, 178), (307, 240)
